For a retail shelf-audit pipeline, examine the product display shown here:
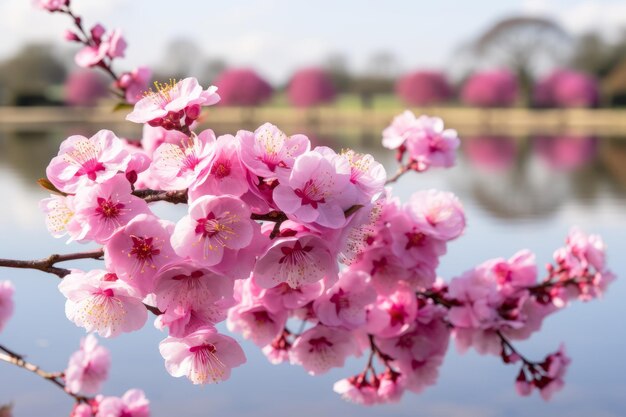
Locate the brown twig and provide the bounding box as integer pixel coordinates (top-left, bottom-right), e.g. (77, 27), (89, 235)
(132, 188), (189, 204)
(0, 249), (104, 278)
(385, 165), (410, 185)
(0, 344), (90, 403)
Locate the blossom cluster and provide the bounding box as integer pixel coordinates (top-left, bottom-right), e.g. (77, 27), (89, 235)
(28, 1), (616, 410)
(37, 74), (615, 405)
(65, 335), (150, 417)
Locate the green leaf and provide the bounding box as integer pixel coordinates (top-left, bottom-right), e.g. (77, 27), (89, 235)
(37, 178), (67, 196)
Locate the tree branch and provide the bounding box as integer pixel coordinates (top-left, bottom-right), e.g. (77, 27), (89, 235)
(132, 189), (188, 204)
(0, 344), (90, 403)
(0, 249), (104, 278)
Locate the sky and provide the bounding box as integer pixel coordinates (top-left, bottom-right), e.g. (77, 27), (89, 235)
(2, 0), (626, 83)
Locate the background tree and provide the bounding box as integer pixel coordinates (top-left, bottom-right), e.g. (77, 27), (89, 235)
(470, 16), (572, 105)
(0, 43), (67, 105)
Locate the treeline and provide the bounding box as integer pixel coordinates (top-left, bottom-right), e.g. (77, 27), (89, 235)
(1, 16), (626, 107)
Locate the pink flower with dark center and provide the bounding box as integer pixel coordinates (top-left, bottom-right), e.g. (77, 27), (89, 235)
(0, 281), (14, 333)
(376, 318), (450, 394)
(388, 208), (447, 268)
(189, 134), (248, 201)
(238, 123), (310, 180)
(159, 326), (246, 384)
(153, 261), (234, 313)
(98, 389), (150, 417)
(333, 377), (379, 405)
(227, 303), (287, 346)
(150, 129), (215, 190)
(407, 190), (465, 241)
(46, 130), (131, 193)
(338, 149), (386, 203)
(366, 288), (418, 338)
(154, 304), (228, 338)
(65, 334), (110, 395)
(105, 214), (177, 296)
(171, 195), (254, 266)
(59, 270), (147, 338)
(73, 175), (151, 244)
(253, 234), (338, 289)
(290, 325), (360, 375)
(104, 29), (126, 59)
(404, 116), (460, 171)
(314, 270), (377, 330)
(126, 77), (220, 126)
(273, 148), (354, 228)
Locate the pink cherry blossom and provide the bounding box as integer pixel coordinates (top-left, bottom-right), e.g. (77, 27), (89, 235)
(382, 110), (417, 150)
(238, 123), (310, 179)
(65, 334), (110, 395)
(260, 280), (324, 313)
(118, 67), (152, 104)
(72, 175), (151, 244)
(313, 270), (377, 330)
(366, 288), (418, 338)
(105, 214), (177, 296)
(98, 389), (150, 417)
(333, 377), (379, 405)
(59, 270), (147, 338)
(154, 262), (232, 307)
(227, 303), (287, 346)
(273, 148), (354, 228)
(154, 304), (228, 338)
(338, 149), (386, 203)
(253, 234), (338, 289)
(150, 129), (215, 190)
(75, 44), (108, 68)
(538, 345), (570, 400)
(189, 134), (248, 201)
(405, 116), (460, 170)
(159, 327), (246, 384)
(290, 325), (360, 375)
(407, 190), (465, 241)
(126, 77), (220, 126)
(171, 195), (254, 266)
(39, 194), (81, 240)
(0, 281), (14, 333)
(70, 403), (95, 417)
(35, 0), (68, 11)
(46, 130), (131, 193)
(104, 29), (126, 58)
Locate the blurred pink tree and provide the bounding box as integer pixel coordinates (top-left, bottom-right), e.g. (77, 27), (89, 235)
(287, 67), (336, 107)
(214, 68), (273, 106)
(396, 71), (453, 106)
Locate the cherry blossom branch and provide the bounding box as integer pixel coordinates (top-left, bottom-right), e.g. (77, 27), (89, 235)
(0, 344), (90, 403)
(57, 4), (125, 98)
(0, 249), (104, 278)
(132, 188), (188, 204)
(385, 165), (410, 185)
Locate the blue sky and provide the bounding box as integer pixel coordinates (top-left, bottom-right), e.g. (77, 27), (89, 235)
(2, 0), (626, 82)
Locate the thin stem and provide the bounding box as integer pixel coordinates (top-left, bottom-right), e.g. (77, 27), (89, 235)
(0, 344), (90, 403)
(496, 331), (539, 366)
(385, 165), (410, 185)
(0, 249), (104, 278)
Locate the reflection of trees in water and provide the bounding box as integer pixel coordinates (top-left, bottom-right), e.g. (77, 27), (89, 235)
(0, 130), (64, 186)
(457, 135), (624, 220)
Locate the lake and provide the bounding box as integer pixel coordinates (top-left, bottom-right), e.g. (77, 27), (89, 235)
(0, 124), (625, 417)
